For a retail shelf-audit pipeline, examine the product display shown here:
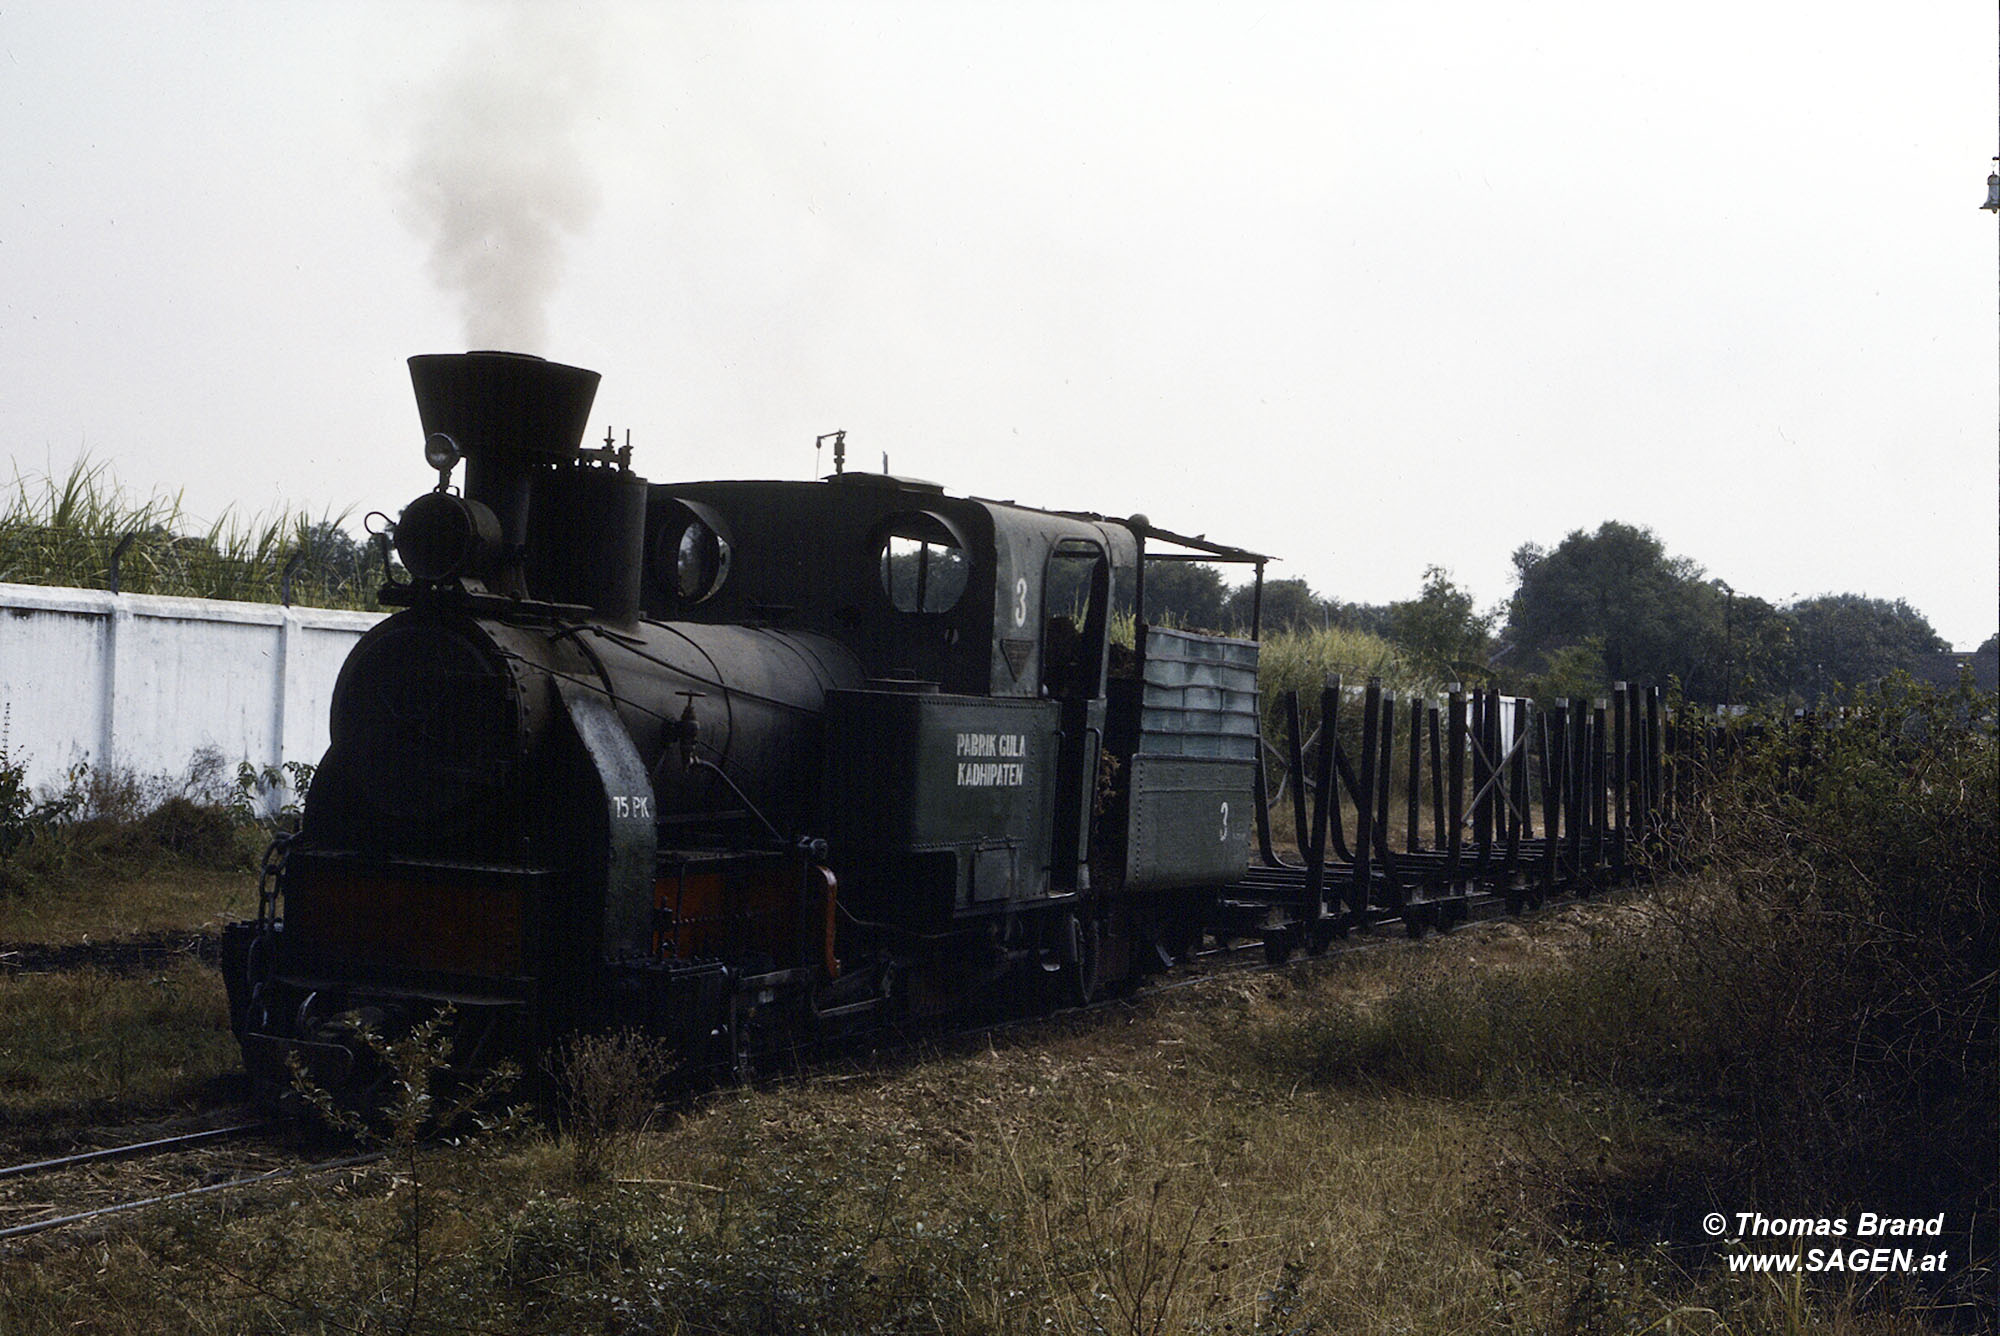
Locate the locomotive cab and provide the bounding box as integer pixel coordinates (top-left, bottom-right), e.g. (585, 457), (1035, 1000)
(631, 465), (1267, 1003)
(632, 475), (1137, 921)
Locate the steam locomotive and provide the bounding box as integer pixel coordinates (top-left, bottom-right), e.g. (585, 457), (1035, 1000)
(220, 351), (1271, 1093)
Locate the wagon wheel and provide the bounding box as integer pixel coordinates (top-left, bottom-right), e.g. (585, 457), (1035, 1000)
(1147, 891), (1209, 969)
(1064, 913), (1102, 1008)
(1305, 913), (1341, 956)
(1403, 903), (1435, 939)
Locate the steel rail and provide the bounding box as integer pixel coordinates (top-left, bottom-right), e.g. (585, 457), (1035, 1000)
(0, 1150), (382, 1244)
(0, 1120), (272, 1182)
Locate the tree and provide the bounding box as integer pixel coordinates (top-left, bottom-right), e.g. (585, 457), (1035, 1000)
(1139, 560), (1229, 630)
(1208, 577), (1392, 638)
(1387, 565), (1493, 680)
(1223, 576), (1327, 634)
(1325, 599), (1395, 639)
(1696, 583), (1789, 704)
(1504, 521), (1720, 697)
(1776, 594), (1950, 701)
(1519, 637), (1610, 701)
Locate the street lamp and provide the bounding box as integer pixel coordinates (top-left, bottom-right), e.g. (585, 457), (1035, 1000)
(1716, 579), (1735, 704)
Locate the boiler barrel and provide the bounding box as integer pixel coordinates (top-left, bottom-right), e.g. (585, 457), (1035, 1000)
(592, 623), (868, 832)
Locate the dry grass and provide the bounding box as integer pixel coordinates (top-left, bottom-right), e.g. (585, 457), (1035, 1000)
(0, 960), (239, 1146)
(2, 684), (1989, 1331)
(0, 864), (256, 945)
(1, 748), (266, 940)
(0, 896), (1973, 1335)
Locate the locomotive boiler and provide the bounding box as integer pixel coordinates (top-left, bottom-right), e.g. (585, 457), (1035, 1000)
(220, 351), (1269, 1095)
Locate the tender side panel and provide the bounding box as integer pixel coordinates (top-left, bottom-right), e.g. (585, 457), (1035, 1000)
(1126, 755), (1258, 889)
(1123, 627), (1260, 891)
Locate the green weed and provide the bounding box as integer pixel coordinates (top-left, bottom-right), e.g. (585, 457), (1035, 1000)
(0, 961), (238, 1137)
(0, 456), (381, 609)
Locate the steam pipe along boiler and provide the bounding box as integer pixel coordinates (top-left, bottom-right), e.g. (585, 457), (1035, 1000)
(220, 351), (1270, 1095)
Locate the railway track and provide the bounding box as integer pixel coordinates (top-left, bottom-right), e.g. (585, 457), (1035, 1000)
(0, 930), (223, 977)
(0, 1119), (271, 1182)
(1, 873), (1625, 1249)
(0, 1116), (302, 1246)
(0, 1148), (383, 1246)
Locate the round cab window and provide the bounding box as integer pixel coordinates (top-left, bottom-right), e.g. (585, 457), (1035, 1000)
(676, 520), (728, 599)
(648, 499), (732, 605)
(878, 514), (968, 613)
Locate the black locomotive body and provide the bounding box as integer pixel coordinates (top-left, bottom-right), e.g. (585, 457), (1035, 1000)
(220, 352), (1267, 1092)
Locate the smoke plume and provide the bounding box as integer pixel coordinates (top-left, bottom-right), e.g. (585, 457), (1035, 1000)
(399, 7), (603, 353)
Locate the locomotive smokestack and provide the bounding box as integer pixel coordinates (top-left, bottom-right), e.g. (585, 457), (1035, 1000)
(407, 351), (601, 586)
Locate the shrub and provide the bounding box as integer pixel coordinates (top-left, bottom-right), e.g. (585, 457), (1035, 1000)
(0, 711), (30, 867)
(228, 758), (314, 832)
(137, 795), (241, 863)
(1670, 678), (1997, 1217)
(547, 1027), (676, 1184)
(5, 749), (261, 884)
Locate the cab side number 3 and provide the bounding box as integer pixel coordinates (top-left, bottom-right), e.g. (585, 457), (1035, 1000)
(1219, 801), (1230, 843)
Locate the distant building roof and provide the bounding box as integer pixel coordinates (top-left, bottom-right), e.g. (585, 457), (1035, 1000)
(1913, 647), (1999, 692)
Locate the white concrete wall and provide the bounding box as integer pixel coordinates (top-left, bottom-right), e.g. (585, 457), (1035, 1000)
(0, 582), (384, 799)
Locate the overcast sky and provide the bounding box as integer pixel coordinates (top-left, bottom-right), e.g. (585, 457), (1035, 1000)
(4, 2), (1995, 648)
